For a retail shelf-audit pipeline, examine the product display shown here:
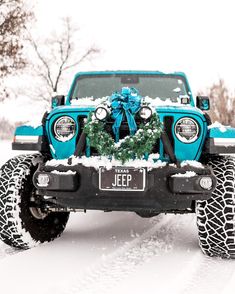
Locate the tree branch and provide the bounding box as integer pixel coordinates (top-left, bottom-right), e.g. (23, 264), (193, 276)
(27, 17), (100, 100)
(63, 47), (100, 71)
(29, 36), (54, 90)
(53, 18), (72, 92)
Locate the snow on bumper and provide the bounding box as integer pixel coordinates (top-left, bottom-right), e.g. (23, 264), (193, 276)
(33, 159), (217, 211)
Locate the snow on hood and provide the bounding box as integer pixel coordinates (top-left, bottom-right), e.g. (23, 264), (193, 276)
(24, 116), (43, 128)
(70, 96), (189, 109)
(208, 121), (230, 133)
(142, 96), (187, 107)
(70, 97), (109, 107)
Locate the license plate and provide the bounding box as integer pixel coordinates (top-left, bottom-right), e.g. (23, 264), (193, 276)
(99, 167), (146, 191)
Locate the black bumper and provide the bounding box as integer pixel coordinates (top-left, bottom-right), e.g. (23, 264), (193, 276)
(33, 162), (216, 213)
(204, 138), (235, 154)
(12, 136), (49, 152)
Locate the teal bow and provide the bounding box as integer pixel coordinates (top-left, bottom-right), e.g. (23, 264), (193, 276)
(110, 87), (142, 142)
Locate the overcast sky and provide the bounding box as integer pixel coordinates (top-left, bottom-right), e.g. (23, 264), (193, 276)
(1, 0), (235, 123)
(34, 0), (235, 93)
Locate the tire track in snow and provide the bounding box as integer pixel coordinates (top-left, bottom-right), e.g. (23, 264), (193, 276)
(221, 269), (235, 294)
(53, 214), (180, 294)
(181, 256), (235, 294)
(172, 250), (235, 294)
(0, 242), (20, 259)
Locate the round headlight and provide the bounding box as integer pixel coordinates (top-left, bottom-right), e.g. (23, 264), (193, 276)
(54, 116), (76, 142)
(175, 117), (199, 143)
(139, 106), (152, 120)
(95, 107), (109, 121)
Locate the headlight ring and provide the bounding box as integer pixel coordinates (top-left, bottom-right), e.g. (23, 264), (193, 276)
(174, 117), (199, 143)
(53, 116), (76, 142)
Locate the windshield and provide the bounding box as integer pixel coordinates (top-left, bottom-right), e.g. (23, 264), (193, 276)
(70, 74), (189, 101)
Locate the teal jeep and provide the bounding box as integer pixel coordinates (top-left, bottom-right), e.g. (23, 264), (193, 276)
(1, 71), (235, 258)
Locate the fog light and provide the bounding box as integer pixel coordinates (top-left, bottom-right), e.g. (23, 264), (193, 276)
(37, 174), (50, 187)
(199, 177), (213, 190)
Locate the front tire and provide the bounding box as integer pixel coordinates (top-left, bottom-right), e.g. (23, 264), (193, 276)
(0, 154), (70, 249)
(196, 156), (235, 258)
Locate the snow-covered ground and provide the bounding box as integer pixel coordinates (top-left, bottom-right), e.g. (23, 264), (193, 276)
(0, 141), (235, 294)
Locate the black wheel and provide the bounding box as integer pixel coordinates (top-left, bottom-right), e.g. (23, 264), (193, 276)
(0, 154), (70, 249)
(196, 156), (235, 258)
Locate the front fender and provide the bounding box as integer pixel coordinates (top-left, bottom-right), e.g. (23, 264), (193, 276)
(12, 125), (48, 152)
(204, 124), (235, 154)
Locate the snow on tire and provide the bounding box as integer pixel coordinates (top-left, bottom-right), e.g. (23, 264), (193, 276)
(0, 154), (69, 249)
(196, 156), (235, 258)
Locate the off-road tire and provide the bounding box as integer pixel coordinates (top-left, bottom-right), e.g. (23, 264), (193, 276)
(0, 154), (70, 249)
(196, 156), (235, 258)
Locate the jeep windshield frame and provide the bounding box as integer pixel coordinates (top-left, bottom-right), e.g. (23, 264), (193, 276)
(68, 72), (194, 105)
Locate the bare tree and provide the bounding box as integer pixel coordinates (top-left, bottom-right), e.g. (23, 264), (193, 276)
(204, 79), (235, 126)
(27, 18), (100, 103)
(0, 117), (18, 140)
(0, 0), (32, 83)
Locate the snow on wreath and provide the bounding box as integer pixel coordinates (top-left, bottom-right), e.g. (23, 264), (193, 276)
(83, 87), (163, 164)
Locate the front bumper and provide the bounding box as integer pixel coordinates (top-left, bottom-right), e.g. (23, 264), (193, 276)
(204, 138), (235, 154)
(33, 162), (216, 213)
(12, 136), (49, 152)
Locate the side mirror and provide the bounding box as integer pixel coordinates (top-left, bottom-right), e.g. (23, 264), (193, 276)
(51, 95), (65, 108)
(196, 96), (210, 111)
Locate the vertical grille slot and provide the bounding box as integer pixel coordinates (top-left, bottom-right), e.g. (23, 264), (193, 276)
(163, 116), (174, 157)
(151, 139), (160, 154)
(77, 115), (98, 155)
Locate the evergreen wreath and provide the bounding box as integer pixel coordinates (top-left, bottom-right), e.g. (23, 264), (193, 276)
(84, 112), (162, 164)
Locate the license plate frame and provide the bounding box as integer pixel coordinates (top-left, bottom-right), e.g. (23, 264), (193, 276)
(99, 167), (146, 191)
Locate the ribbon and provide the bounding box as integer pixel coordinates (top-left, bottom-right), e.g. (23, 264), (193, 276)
(110, 87), (142, 142)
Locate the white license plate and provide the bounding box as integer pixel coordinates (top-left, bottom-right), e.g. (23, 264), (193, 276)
(99, 167), (146, 191)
